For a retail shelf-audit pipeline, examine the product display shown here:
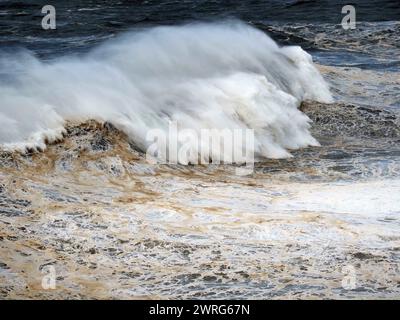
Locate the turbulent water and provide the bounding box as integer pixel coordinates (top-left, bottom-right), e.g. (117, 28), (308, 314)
(0, 22), (332, 159)
(1, 0), (400, 299)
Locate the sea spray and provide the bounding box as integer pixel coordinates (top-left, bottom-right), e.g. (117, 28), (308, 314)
(0, 21), (333, 162)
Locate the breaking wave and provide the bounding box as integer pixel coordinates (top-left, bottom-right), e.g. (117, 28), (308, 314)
(0, 21), (332, 161)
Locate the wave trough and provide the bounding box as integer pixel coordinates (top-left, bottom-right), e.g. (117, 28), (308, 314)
(0, 21), (332, 160)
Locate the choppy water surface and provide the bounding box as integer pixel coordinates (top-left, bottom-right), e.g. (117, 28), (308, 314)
(1, 106), (400, 299)
(1, 0), (400, 299)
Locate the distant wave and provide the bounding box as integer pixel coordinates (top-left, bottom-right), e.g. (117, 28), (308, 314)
(0, 21), (332, 161)
(261, 21), (400, 61)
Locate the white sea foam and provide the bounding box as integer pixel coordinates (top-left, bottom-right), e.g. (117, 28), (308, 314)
(0, 21), (333, 161)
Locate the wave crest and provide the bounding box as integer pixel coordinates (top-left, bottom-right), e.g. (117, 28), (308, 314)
(0, 21), (332, 161)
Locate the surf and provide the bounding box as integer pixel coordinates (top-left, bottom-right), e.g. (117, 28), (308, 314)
(0, 21), (333, 162)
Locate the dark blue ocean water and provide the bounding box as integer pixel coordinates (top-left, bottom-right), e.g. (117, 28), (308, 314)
(0, 0), (399, 68)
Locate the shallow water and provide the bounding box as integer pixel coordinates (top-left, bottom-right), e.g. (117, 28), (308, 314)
(1, 110), (400, 299)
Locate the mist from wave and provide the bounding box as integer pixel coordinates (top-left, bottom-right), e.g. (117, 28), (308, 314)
(0, 21), (332, 161)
